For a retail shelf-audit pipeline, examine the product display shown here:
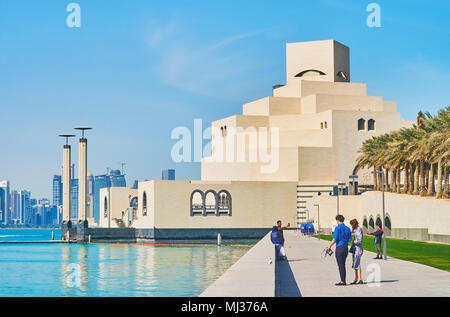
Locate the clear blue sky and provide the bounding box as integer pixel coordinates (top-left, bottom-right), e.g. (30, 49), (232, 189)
(0, 0), (449, 198)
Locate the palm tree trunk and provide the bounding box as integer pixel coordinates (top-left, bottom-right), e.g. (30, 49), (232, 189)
(403, 165), (410, 194)
(436, 159), (443, 198)
(413, 161), (419, 195)
(390, 168), (396, 192)
(444, 165), (449, 199)
(397, 167), (401, 193)
(409, 163), (415, 194)
(427, 163), (435, 196)
(420, 159), (426, 196)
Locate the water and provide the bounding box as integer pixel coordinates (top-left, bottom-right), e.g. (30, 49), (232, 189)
(0, 229), (61, 242)
(0, 229), (253, 297)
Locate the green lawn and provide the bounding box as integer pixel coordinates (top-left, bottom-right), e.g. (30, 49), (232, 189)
(314, 234), (450, 272)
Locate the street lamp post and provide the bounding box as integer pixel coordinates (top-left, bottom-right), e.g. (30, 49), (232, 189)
(336, 182), (346, 215)
(314, 204), (320, 240)
(371, 170), (387, 260)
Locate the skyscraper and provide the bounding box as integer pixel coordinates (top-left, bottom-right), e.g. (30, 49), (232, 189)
(70, 178), (79, 220)
(52, 175), (62, 207)
(10, 190), (20, 222)
(87, 173), (94, 220)
(29, 198), (37, 225)
(110, 169), (126, 187)
(0, 180), (10, 225)
(162, 169), (175, 180)
(36, 198), (51, 226)
(93, 174), (110, 224)
(19, 190), (31, 225)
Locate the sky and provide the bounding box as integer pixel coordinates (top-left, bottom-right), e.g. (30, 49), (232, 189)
(0, 0), (449, 198)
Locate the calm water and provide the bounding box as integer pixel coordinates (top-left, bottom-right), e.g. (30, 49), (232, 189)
(0, 229), (253, 297)
(0, 229), (61, 241)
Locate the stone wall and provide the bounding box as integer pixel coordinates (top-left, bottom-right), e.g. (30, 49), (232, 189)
(71, 226), (270, 243)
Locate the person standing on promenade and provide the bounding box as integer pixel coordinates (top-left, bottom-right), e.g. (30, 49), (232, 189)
(270, 226), (284, 260)
(368, 224), (384, 259)
(276, 220), (290, 247)
(327, 215), (352, 286)
(349, 219), (364, 285)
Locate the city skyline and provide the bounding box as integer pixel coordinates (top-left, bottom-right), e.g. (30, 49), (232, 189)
(0, 166), (178, 227)
(0, 0), (449, 198)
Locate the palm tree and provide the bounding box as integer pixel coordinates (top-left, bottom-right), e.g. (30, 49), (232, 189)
(356, 106), (449, 199)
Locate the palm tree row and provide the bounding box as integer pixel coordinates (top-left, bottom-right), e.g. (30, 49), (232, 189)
(357, 106), (449, 198)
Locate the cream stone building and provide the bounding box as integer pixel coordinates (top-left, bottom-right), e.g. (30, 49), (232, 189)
(96, 40), (415, 240)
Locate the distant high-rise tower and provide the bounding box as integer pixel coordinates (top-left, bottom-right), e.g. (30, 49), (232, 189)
(87, 173), (94, 219)
(0, 180), (10, 225)
(110, 169), (126, 187)
(93, 174), (111, 224)
(52, 175), (63, 207)
(9, 190), (20, 221)
(19, 190), (31, 224)
(70, 179), (79, 220)
(162, 169), (175, 180)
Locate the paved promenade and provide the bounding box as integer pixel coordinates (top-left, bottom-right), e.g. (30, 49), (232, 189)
(201, 230), (450, 297)
(282, 230), (450, 296)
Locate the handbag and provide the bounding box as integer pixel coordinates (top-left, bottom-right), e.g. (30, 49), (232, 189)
(349, 244), (356, 254)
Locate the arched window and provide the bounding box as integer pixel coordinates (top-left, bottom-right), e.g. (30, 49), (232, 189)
(369, 217), (375, 230)
(142, 191), (147, 216)
(204, 190), (217, 215)
(363, 218), (368, 230)
(217, 190), (232, 216)
(358, 118), (365, 131)
(385, 216), (391, 236)
(376, 217), (382, 229)
(320, 122), (323, 129)
(104, 197), (108, 218)
(324, 121), (327, 129)
(295, 69), (326, 77)
(368, 119), (375, 131)
(190, 190), (204, 216)
(130, 197), (138, 208)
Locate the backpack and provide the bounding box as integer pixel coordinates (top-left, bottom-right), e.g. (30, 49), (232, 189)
(271, 230), (282, 245)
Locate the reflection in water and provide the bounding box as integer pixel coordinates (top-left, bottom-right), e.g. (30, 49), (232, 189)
(1, 242), (252, 297)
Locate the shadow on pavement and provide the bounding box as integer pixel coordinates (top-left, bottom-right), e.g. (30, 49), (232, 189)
(364, 280), (399, 284)
(275, 257), (302, 297)
(287, 259), (305, 262)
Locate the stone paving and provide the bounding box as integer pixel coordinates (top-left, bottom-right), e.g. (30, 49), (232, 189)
(201, 230), (450, 297)
(281, 230), (450, 296)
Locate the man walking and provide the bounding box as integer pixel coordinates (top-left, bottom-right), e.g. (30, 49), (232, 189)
(368, 224), (384, 259)
(327, 215), (351, 286)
